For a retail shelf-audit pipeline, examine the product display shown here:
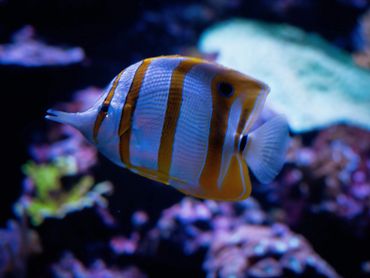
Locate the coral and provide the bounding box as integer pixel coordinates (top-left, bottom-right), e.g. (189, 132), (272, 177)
(54, 86), (103, 113)
(14, 159), (113, 225)
(204, 224), (339, 278)
(279, 125), (370, 236)
(14, 87), (116, 226)
(132, 197), (340, 277)
(30, 124), (98, 173)
(0, 26), (85, 67)
(0, 217), (42, 277)
(30, 87), (101, 171)
(199, 19), (370, 132)
(109, 211), (149, 256)
(4, 4), (369, 277)
(110, 234), (139, 255)
(52, 252), (147, 278)
(138, 197), (266, 256)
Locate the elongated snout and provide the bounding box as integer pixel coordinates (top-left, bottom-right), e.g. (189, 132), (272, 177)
(45, 108), (97, 143)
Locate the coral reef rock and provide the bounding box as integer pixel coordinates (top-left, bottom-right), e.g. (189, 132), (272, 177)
(0, 26), (85, 67)
(52, 252), (147, 278)
(30, 87), (101, 171)
(0, 219), (42, 277)
(18, 87), (116, 225)
(282, 125), (370, 236)
(136, 197), (340, 278)
(199, 19), (370, 132)
(204, 224), (340, 278)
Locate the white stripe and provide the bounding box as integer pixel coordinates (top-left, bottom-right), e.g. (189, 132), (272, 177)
(97, 61), (142, 167)
(217, 98), (242, 188)
(129, 58), (183, 170)
(170, 63), (214, 186)
(236, 155), (247, 200)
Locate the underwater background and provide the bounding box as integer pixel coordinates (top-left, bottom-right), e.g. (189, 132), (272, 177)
(1, 0), (370, 277)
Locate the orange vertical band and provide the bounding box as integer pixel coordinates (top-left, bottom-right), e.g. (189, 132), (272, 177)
(119, 59), (152, 166)
(93, 69), (125, 143)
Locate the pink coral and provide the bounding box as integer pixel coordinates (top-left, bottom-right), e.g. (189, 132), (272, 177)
(281, 125), (370, 232)
(0, 26), (85, 67)
(205, 224), (339, 278)
(30, 87), (103, 173)
(134, 197), (340, 277)
(52, 252), (147, 278)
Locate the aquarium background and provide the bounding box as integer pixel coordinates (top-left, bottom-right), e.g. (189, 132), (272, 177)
(1, 0), (370, 277)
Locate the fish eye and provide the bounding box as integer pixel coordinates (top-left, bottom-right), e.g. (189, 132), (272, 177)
(217, 82), (234, 97)
(101, 104), (109, 113)
(239, 135), (248, 153)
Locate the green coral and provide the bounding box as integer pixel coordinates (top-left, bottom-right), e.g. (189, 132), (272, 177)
(15, 158), (113, 225)
(199, 19), (370, 132)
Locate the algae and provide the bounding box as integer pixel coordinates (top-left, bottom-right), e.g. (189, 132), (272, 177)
(15, 158), (113, 225)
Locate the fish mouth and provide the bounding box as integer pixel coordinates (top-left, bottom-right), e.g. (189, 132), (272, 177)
(45, 109), (59, 121)
(45, 109), (79, 126)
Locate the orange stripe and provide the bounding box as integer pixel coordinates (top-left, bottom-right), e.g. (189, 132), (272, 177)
(93, 69), (125, 143)
(119, 59), (152, 166)
(200, 68), (261, 200)
(198, 68), (258, 199)
(157, 59), (201, 177)
(199, 74), (233, 195)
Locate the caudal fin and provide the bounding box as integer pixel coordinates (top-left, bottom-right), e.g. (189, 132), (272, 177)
(243, 115), (290, 184)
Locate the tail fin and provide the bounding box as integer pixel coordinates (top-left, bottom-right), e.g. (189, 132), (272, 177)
(243, 115), (290, 184)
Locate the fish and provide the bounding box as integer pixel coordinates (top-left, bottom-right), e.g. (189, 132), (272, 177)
(45, 55), (289, 201)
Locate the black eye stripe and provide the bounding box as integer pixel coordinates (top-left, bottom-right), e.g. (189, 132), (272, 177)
(101, 103), (109, 113)
(217, 82), (234, 97)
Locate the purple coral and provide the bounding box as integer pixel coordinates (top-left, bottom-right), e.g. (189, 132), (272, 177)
(52, 252), (147, 278)
(17, 87), (114, 225)
(147, 197), (267, 255)
(204, 224), (339, 278)
(281, 126), (370, 233)
(134, 197), (340, 278)
(110, 234), (139, 255)
(0, 218), (41, 277)
(30, 87), (102, 172)
(0, 26), (85, 67)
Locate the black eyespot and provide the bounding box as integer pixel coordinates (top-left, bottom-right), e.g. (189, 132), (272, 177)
(101, 104), (109, 113)
(217, 82), (234, 97)
(239, 135), (248, 153)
